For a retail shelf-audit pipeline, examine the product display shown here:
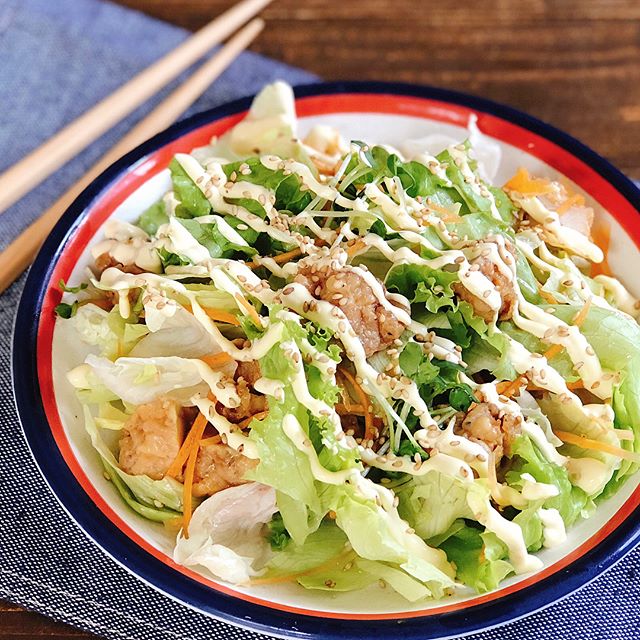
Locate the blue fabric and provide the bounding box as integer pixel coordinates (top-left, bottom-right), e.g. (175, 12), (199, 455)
(0, 1), (638, 639)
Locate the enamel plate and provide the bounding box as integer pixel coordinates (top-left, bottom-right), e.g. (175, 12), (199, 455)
(13, 82), (640, 639)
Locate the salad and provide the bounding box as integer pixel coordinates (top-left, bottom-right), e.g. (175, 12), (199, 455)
(60, 82), (640, 602)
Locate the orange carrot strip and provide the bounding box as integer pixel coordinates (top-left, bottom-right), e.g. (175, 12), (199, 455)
(338, 368), (376, 441)
(571, 296), (592, 329)
(165, 412), (208, 479)
(496, 375), (527, 398)
(182, 415), (208, 538)
(237, 410), (269, 429)
(537, 284), (559, 305)
(200, 352), (234, 369)
(184, 305), (241, 326)
(234, 292), (262, 327)
(335, 403), (366, 416)
(273, 247), (303, 264)
(504, 167), (554, 196)
(199, 435), (222, 447)
(542, 343), (564, 361)
(553, 430), (640, 463)
(556, 193), (585, 214)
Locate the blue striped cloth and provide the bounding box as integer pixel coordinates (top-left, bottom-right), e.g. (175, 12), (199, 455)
(0, 1), (637, 638)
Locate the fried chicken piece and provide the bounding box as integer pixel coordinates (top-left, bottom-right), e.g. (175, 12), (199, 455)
(94, 252), (145, 276)
(118, 397), (186, 479)
(295, 265), (406, 356)
(452, 252), (517, 323)
(455, 402), (522, 465)
(191, 441), (258, 497)
(217, 377), (268, 424)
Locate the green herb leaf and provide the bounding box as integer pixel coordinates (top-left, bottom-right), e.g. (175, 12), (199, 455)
(58, 279), (87, 294)
(55, 301), (78, 319)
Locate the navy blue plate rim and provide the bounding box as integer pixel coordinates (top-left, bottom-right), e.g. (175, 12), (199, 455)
(12, 80), (640, 640)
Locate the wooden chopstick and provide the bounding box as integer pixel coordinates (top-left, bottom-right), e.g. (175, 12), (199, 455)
(0, 0), (272, 216)
(0, 18), (265, 294)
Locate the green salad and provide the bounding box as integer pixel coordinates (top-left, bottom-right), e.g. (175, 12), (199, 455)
(60, 82), (640, 602)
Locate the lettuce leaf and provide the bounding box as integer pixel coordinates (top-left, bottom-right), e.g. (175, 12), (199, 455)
(436, 143), (513, 223)
(177, 217), (257, 259)
(439, 525), (514, 593)
(395, 471), (478, 540)
(246, 391), (322, 545)
(506, 435), (588, 526)
(72, 304), (148, 359)
(398, 342), (475, 412)
(221, 158), (313, 214)
(85, 354), (209, 405)
(138, 199), (168, 235)
(174, 483), (277, 584)
(170, 158), (212, 218)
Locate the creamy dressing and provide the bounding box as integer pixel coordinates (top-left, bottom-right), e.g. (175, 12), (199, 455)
(594, 274), (640, 319)
(91, 220), (161, 273)
(520, 473), (559, 501)
(192, 396), (259, 458)
(537, 507), (567, 548)
(513, 194), (603, 262)
(566, 457), (611, 495)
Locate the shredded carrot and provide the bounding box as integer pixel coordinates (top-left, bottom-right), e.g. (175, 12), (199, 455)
(234, 292), (262, 327)
(338, 368), (376, 442)
(496, 375), (527, 398)
(200, 352), (234, 369)
(556, 193), (586, 214)
(184, 305), (241, 326)
(542, 343), (564, 361)
(503, 167), (554, 196)
(237, 410), (269, 429)
(571, 296), (592, 329)
(199, 435), (222, 447)
(590, 217), (613, 277)
(165, 412), (208, 479)
(537, 284), (559, 305)
(182, 415), (208, 538)
(273, 247), (303, 264)
(553, 430), (640, 463)
(335, 403), (366, 416)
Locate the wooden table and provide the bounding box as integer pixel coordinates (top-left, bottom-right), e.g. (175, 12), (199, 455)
(3, 1), (639, 638)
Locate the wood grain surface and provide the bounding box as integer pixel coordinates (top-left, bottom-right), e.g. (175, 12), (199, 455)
(3, 1), (639, 639)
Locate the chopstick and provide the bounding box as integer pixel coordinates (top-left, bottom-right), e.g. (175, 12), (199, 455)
(0, 0), (272, 216)
(0, 18), (265, 294)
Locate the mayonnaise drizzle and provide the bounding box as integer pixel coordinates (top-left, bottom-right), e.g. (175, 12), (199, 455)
(512, 193), (603, 262)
